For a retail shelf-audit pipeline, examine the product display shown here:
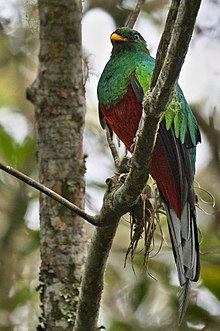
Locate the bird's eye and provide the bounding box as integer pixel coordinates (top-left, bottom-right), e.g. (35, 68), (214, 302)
(134, 33), (141, 40)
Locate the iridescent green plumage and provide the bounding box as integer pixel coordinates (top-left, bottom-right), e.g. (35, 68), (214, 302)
(98, 28), (199, 151)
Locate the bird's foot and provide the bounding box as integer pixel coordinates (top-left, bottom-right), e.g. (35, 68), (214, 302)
(118, 172), (129, 183)
(130, 133), (139, 152)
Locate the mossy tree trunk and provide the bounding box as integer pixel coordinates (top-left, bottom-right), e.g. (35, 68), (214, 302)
(27, 1), (86, 330)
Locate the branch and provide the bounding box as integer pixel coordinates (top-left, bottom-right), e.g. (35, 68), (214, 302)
(150, 0), (180, 88)
(126, 0), (146, 28)
(0, 162), (97, 226)
(74, 1), (202, 330)
(192, 106), (220, 168)
(106, 126), (120, 169)
(0, 162), (127, 229)
(150, 0), (202, 107)
(74, 221), (120, 331)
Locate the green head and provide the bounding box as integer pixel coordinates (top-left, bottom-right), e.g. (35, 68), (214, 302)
(110, 27), (149, 56)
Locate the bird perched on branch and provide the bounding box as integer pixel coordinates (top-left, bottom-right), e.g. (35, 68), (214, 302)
(97, 27), (201, 323)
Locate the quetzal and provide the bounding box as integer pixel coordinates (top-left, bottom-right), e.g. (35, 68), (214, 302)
(97, 27), (201, 322)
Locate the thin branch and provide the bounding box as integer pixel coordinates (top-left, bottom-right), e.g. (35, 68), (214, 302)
(0, 162), (97, 226)
(106, 126), (120, 169)
(208, 109), (219, 166)
(150, 0), (202, 107)
(126, 0), (146, 28)
(150, 0), (180, 88)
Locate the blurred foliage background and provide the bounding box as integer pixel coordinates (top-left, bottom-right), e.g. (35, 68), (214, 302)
(0, 0), (219, 330)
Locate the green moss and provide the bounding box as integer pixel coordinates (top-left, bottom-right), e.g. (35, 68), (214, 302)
(59, 283), (80, 324)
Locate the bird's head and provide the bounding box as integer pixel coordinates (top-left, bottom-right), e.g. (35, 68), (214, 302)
(110, 27), (148, 56)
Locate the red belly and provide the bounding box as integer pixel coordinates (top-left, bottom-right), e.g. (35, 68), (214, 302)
(99, 85), (181, 216)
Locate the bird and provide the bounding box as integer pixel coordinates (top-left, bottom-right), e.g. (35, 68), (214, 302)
(97, 27), (201, 323)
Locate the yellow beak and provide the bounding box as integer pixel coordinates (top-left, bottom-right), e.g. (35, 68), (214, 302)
(111, 33), (128, 42)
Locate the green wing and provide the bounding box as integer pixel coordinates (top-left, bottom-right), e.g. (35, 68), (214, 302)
(135, 61), (200, 148)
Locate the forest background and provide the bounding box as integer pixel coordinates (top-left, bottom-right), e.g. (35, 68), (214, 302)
(0, 0), (219, 330)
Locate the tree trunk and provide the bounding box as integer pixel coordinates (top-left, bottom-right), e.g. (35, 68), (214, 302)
(27, 1), (86, 330)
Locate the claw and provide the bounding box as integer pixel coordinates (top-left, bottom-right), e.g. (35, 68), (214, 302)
(118, 172), (129, 183)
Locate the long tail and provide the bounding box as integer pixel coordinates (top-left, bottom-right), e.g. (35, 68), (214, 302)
(179, 279), (191, 324)
(164, 203), (200, 323)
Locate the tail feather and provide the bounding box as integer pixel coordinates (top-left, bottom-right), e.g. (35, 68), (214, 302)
(181, 203), (190, 240)
(164, 203), (200, 322)
(179, 280), (191, 325)
(166, 207), (186, 285)
(183, 214), (195, 268)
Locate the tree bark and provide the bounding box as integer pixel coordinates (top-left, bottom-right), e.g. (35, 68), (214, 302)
(27, 1), (86, 330)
